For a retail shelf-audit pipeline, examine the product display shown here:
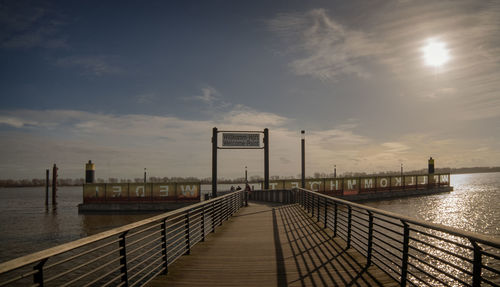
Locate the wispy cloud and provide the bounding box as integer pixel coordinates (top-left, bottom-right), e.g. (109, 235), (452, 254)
(0, 1), (67, 49)
(0, 108), (498, 179)
(55, 55), (123, 76)
(268, 8), (386, 80)
(136, 93), (156, 104)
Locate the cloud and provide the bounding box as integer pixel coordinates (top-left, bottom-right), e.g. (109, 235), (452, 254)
(268, 8), (386, 80)
(0, 1), (67, 49)
(196, 86), (219, 103)
(136, 93), (156, 104)
(55, 55), (123, 76)
(0, 108), (498, 179)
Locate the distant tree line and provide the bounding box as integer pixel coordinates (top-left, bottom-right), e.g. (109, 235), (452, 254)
(1, 166), (499, 187)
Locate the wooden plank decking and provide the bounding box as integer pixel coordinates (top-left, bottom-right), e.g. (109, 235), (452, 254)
(148, 202), (397, 287)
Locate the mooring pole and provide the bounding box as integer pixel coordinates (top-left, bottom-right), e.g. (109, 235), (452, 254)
(264, 128), (269, 190)
(301, 130), (305, 188)
(52, 164), (58, 205)
(45, 169), (49, 206)
(212, 127), (218, 198)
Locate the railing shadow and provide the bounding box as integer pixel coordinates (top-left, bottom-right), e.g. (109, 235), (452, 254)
(276, 204), (387, 286)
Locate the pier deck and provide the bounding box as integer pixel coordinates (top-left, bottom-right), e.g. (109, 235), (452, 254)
(148, 202), (397, 287)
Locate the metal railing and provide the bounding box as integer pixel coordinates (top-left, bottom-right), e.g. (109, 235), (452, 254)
(0, 190), (247, 286)
(251, 188), (500, 287)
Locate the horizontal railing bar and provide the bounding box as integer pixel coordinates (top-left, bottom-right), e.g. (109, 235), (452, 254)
(45, 248), (120, 283)
(482, 250), (500, 261)
(406, 270), (432, 287)
(82, 264), (122, 287)
(100, 269), (124, 287)
(129, 259), (164, 287)
(126, 222), (162, 239)
(373, 221), (403, 237)
(44, 237), (121, 270)
(372, 215), (404, 229)
(0, 191), (244, 273)
(165, 224), (188, 238)
(373, 229), (403, 245)
(167, 239), (188, 254)
(128, 241), (161, 264)
(408, 245), (472, 275)
(295, 188), (500, 248)
(409, 236), (472, 263)
(371, 251), (401, 277)
(128, 249), (163, 276)
(481, 264), (500, 275)
(127, 230), (162, 250)
(372, 241), (402, 262)
(372, 232), (403, 250)
(58, 256), (121, 287)
(409, 228), (473, 250)
(0, 269), (38, 286)
(407, 253), (471, 286)
(406, 261), (454, 287)
(480, 276), (499, 286)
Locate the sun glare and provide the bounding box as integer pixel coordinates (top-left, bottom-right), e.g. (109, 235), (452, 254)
(422, 40), (450, 67)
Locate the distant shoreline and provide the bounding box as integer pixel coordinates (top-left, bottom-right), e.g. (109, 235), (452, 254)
(1, 168), (498, 188)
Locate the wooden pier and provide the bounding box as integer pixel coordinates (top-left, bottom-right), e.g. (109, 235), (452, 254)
(149, 202), (397, 286)
(1, 188), (498, 286)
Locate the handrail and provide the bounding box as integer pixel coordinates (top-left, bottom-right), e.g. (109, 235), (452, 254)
(250, 188), (500, 286)
(0, 190), (247, 286)
(295, 188), (500, 248)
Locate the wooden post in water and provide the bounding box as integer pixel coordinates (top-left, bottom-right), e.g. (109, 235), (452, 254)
(52, 164), (58, 205)
(45, 169), (49, 206)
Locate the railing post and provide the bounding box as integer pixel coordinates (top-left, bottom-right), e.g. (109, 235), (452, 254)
(333, 202), (338, 237)
(323, 197), (328, 228)
(211, 201), (215, 233)
(367, 212), (374, 266)
(161, 219), (169, 274)
(119, 231), (129, 286)
(245, 191), (248, 207)
(316, 194), (320, 222)
(33, 258), (48, 286)
(471, 240), (482, 287)
(201, 206), (206, 242)
(185, 210), (191, 255)
(347, 206), (352, 249)
(401, 221), (410, 287)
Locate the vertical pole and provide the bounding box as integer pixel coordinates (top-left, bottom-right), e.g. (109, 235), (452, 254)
(33, 258), (48, 286)
(212, 127), (218, 198)
(264, 128), (269, 190)
(347, 206), (352, 249)
(471, 241), (482, 287)
(201, 206), (206, 242)
(161, 219), (168, 274)
(301, 130), (305, 188)
(367, 212), (374, 266)
(333, 202), (338, 237)
(185, 211), (191, 255)
(52, 164), (57, 206)
(401, 221), (410, 287)
(45, 169), (49, 206)
(323, 197), (328, 228)
(316, 195), (320, 222)
(211, 201), (215, 233)
(119, 231), (129, 286)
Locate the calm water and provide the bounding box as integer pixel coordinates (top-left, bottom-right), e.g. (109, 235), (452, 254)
(0, 172), (498, 263)
(363, 172), (500, 236)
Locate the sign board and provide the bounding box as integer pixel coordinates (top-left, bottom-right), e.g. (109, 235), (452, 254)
(222, 133), (260, 147)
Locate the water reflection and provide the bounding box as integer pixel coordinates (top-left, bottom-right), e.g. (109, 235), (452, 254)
(365, 172), (500, 236)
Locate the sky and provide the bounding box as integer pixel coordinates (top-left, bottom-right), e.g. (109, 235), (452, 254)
(1, 0), (499, 180)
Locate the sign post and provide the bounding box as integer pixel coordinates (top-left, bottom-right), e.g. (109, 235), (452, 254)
(211, 128), (269, 197)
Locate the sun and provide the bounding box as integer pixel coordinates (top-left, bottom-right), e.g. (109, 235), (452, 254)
(422, 40), (450, 67)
